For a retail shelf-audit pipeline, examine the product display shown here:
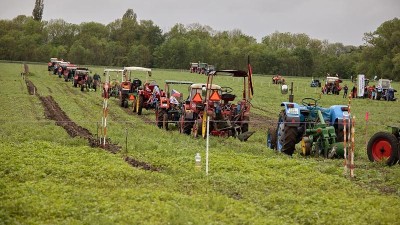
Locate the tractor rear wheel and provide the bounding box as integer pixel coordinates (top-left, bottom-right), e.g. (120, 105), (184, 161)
(163, 113), (169, 130)
(367, 132), (399, 166)
(241, 116), (249, 133)
(156, 110), (163, 128)
(376, 92), (382, 100)
(180, 116), (192, 135)
(276, 114), (298, 156)
(137, 95), (144, 115)
(267, 126), (277, 150)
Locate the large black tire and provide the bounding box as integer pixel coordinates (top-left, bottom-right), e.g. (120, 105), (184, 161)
(367, 132), (399, 166)
(163, 113), (169, 130)
(276, 114), (298, 156)
(137, 95), (144, 115)
(156, 110), (163, 128)
(132, 99), (137, 113)
(376, 92), (381, 100)
(181, 116), (192, 135)
(241, 116), (249, 133)
(335, 119), (345, 142)
(267, 126), (277, 150)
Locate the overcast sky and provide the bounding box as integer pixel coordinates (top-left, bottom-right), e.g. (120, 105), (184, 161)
(1, 0), (399, 46)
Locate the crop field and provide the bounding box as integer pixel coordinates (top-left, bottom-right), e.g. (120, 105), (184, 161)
(1, 61), (400, 224)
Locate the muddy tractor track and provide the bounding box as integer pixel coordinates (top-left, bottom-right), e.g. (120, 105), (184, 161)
(25, 79), (159, 171)
(26, 79), (37, 96)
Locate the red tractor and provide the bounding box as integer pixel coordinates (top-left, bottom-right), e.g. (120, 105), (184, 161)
(135, 79), (164, 115)
(73, 68), (90, 91)
(122, 67), (163, 115)
(156, 80), (194, 130)
(180, 69), (254, 141)
(114, 67), (150, 109)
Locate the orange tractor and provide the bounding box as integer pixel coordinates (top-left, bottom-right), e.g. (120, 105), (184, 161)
(272, 75), (285, 84)
(156, 80), (194, 130)
(180, 69), (254, 141)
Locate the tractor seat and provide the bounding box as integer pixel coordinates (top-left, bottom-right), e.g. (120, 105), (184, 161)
(221, 93), (236, 101)
(132, 79), (142, 87)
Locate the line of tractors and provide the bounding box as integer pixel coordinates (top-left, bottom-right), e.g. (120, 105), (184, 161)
(102, 66), (254, 141)
(48, 58), (400, 166)
(104, 66), (399, 166)
(48, 58), (100, 92)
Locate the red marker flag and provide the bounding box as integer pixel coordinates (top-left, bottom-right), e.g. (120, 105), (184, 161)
(365, 112), (369, 121)
(247, 56), (254, 99)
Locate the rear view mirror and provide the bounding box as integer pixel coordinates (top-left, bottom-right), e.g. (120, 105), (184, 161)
(281, 85), (288, 94)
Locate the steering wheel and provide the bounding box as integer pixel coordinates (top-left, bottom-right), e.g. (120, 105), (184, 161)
(301, 97), (318, 107)
(221, 86), (233, 93)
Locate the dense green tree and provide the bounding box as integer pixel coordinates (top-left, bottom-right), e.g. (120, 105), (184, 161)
(32, 0), (44, 21)
(361, 18), (400, 80)
(0, 12), (398, 80)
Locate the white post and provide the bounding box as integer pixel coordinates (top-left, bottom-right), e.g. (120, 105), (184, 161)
(206, 116), (210, 175)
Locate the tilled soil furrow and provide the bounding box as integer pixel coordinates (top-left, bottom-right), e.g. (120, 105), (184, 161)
(25, 78), (160, 171)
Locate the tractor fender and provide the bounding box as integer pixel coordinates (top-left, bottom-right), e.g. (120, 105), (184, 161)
(329, 105), (349, 125)
(280, 102), (301, 127)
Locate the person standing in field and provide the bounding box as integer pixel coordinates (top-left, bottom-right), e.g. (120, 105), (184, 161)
(343, 84), (348, 98)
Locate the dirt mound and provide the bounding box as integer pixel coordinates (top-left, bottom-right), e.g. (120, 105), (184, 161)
(125, 156), (160, 172)
(39, 95), (120, 153)
(26, 79), (37, 95)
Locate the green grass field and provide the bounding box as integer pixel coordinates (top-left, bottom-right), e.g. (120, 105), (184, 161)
(1, 62), (400, 224)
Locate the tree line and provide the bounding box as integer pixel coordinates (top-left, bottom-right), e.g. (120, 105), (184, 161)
(0, 9), (399, 80)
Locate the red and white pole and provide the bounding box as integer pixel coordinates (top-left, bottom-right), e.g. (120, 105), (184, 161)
(350, 116), (356, 178)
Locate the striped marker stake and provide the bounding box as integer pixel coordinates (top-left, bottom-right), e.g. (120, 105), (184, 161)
(365, 112), (369, 149)
(343, 114), (347, 176)
(350, 116), (356, 178)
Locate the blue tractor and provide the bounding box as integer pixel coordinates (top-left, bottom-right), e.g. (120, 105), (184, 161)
(267, 97), (350, 158)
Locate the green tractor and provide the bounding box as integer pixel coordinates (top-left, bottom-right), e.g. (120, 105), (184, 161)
(267, 85), (350, 158)
(299, 106), (346, 158)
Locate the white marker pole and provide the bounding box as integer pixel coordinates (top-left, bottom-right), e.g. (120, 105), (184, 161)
(206, 116), (210, 175)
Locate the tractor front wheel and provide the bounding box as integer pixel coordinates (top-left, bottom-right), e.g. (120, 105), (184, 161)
(367, 132), (399, 166)
(132, 99), (137, 112)
(137, 95), (144, 115)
